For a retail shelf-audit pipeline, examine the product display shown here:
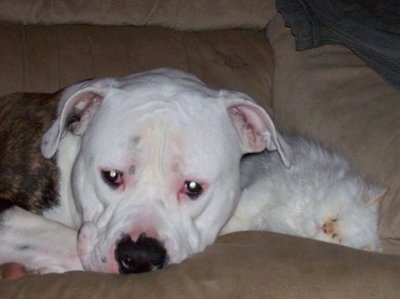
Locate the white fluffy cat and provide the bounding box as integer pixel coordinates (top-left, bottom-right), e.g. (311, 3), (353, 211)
(222, 136), (383, 251)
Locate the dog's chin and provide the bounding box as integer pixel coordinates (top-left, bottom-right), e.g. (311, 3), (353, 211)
(76, 222), (116, 273)
(77, 242), (121, 274)
(91, 253), (121, 274)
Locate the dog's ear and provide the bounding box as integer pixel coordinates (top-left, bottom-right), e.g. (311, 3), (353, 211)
(41, 78), (111, 159)
(225, 97), (293, 168)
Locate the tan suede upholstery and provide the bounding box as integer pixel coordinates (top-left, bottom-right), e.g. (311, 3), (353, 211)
(2, 233), (400, 299)
(0, 1), (399, 298)
(0, 26), (273, 111)
(0, 0), (275, 30)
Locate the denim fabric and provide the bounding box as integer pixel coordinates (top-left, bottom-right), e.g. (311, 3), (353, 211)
(276, 0), (400, 89)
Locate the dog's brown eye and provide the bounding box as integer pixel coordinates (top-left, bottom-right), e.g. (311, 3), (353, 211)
(184, 180), (203, 200)
(102, 170), (123, 188)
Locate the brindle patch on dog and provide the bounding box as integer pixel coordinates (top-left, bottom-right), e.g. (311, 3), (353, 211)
(0, 93), (60, 214)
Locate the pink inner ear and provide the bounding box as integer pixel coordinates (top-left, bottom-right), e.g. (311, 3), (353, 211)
(67, 93), (102, 135)
(227, 101), (292, 167)
(228, 105), (268, 153)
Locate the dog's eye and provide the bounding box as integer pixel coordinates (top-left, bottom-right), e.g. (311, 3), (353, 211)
(184, 180), (203, 200)
(102, 170), (123, 188)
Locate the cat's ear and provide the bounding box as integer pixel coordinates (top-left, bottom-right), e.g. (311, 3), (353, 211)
(366, 187), (388, 208)
(358, 181), (388, 208)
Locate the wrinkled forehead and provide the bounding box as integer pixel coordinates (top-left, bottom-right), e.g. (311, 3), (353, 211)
(115, 69), (215, 99)
(84, 82), (240, 163)
(100, 70), (231, 129)
(98, 85), (228, 130)
(105, 70), (225, 115)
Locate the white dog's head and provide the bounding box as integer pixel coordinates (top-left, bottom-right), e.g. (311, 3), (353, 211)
(41, 69), (291, 274)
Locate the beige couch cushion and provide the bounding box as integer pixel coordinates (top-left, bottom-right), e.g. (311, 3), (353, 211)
(267, 13), (400, 255)
(1, 232), (399, 299)
(0, 0), (275, 30)
(0, 25), (274, 111)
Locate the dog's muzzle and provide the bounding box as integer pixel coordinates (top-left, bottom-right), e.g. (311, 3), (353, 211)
(115, 233), (167, 274)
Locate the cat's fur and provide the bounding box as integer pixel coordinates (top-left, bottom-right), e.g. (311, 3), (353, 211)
(222, 136), (383, 251)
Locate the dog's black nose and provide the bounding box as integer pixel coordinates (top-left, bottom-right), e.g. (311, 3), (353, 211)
(115, 233), (167, 274)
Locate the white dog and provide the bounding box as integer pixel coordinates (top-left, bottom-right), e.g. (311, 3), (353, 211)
(0, 69), (291, 275)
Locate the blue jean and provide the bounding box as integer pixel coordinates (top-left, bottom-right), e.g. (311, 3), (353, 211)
(276, 0), (400, 89)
